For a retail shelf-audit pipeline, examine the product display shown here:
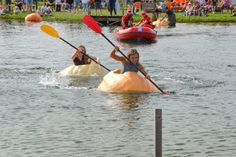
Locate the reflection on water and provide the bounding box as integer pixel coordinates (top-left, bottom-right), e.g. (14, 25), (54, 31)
(105, 93), (150, 108)
(102, 93), (152, 130)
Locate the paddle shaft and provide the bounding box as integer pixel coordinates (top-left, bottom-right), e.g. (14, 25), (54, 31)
(160, 15), (167, 21)
(59, 37), (110, 72)
(108, 20), (121, 26)
(100, 33), (165, 94)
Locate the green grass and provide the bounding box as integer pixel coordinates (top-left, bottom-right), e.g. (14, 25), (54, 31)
(1, 9), (236, 23)
(176, 12), (236, 23)
(0, 12), (84, 22)
(0, 9), (124, 22)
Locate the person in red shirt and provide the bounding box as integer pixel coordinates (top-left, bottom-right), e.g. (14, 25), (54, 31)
(136, 10), (154, 29)
(121, 8), (134, 29)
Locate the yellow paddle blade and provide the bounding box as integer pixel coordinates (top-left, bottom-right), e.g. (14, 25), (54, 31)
(40, 24), (60, 38)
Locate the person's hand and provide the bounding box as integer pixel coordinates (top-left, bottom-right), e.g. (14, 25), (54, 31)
(75, 51), (83, 60)
(145, 74), (150, 80)
(114, 46), (119, 51)
(96, 57), (100, 63)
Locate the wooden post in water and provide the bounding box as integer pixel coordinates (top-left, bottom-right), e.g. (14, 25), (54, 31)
(155, 109), (162, 157)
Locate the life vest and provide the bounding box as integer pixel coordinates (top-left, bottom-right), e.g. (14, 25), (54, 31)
(122, 14), (133, 28)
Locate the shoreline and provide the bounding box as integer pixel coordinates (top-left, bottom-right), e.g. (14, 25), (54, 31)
(1, 11), (236, 23)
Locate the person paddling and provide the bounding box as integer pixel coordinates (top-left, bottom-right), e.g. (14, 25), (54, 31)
(136, 10), (154, 29)
(121, 8), (134, 29)
(72, 45), (99, 65)
(165, 7), (176, 28)
(110, 46), (150, 79)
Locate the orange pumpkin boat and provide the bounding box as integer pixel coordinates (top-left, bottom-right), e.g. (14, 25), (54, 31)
(25, 13), (42, 23)
(97, 70), (159, 93)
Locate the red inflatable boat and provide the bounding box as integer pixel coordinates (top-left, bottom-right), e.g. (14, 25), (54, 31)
(114, 26), (157, 41)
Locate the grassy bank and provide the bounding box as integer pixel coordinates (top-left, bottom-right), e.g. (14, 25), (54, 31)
(176, 12), (236, 23)
(1, 9), (236, 23)
(0, 12), (85, 23)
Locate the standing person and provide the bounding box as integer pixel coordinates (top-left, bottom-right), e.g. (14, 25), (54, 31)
(61, 0), (66, 11)
(33, 0), (38, 10)
(55, 0), (61, 12)
(82, 0), (89, 14)
(94, 0), (102, 15)
(133, 1), (141, 15)
(110, 46), (150, 79)
(108, 0), (116, 16)
(66, 0), (73, 11)
(5, 0), (11, 11)
(115, 0), (120, 13)
(211, 0), (217, 14)
(165, 7), (176, 27)
(15, 0), (23, 11)
(121, 8), (134, 29)
(136, 10), (154, 29)
(152, 5), (161, 21)
(26, 0), (33, 11)
(73, 0), (80, 13)
(72, 45), (99, 65)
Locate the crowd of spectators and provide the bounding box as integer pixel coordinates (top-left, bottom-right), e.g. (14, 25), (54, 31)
(165, 0), (235, 16)
(0, 0), (235, 16)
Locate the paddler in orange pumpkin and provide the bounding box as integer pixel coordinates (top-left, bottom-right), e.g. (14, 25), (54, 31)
(110, 46), (150, 79)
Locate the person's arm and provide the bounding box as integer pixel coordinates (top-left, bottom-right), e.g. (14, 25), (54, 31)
(121, 16), (126, 28)
(138, 21), (146, 26)
(140, 16), (151, 25)
(110, 46), (124, 62)
(138, 63), (150, 79)
(135, 18), (143, 26)
(71, 51), (78, 60)
(72, 49), (83, 60)
(121, 16), (125, 24)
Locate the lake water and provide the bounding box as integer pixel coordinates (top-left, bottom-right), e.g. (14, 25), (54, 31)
(0, 20), (236, 157)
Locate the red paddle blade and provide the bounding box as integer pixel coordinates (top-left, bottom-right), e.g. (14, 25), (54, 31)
(83, 15), (102, 34)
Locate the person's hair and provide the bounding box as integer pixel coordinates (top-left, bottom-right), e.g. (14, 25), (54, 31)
(126, 49), (139, 59)
(78, 45), (86, 54)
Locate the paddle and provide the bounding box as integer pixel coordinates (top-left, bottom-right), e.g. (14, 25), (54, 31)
(83, 15), (167, 94)
(40, 24), (110, 72)
(108, 20), (121, 26)
(160, 15), (167, 21)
